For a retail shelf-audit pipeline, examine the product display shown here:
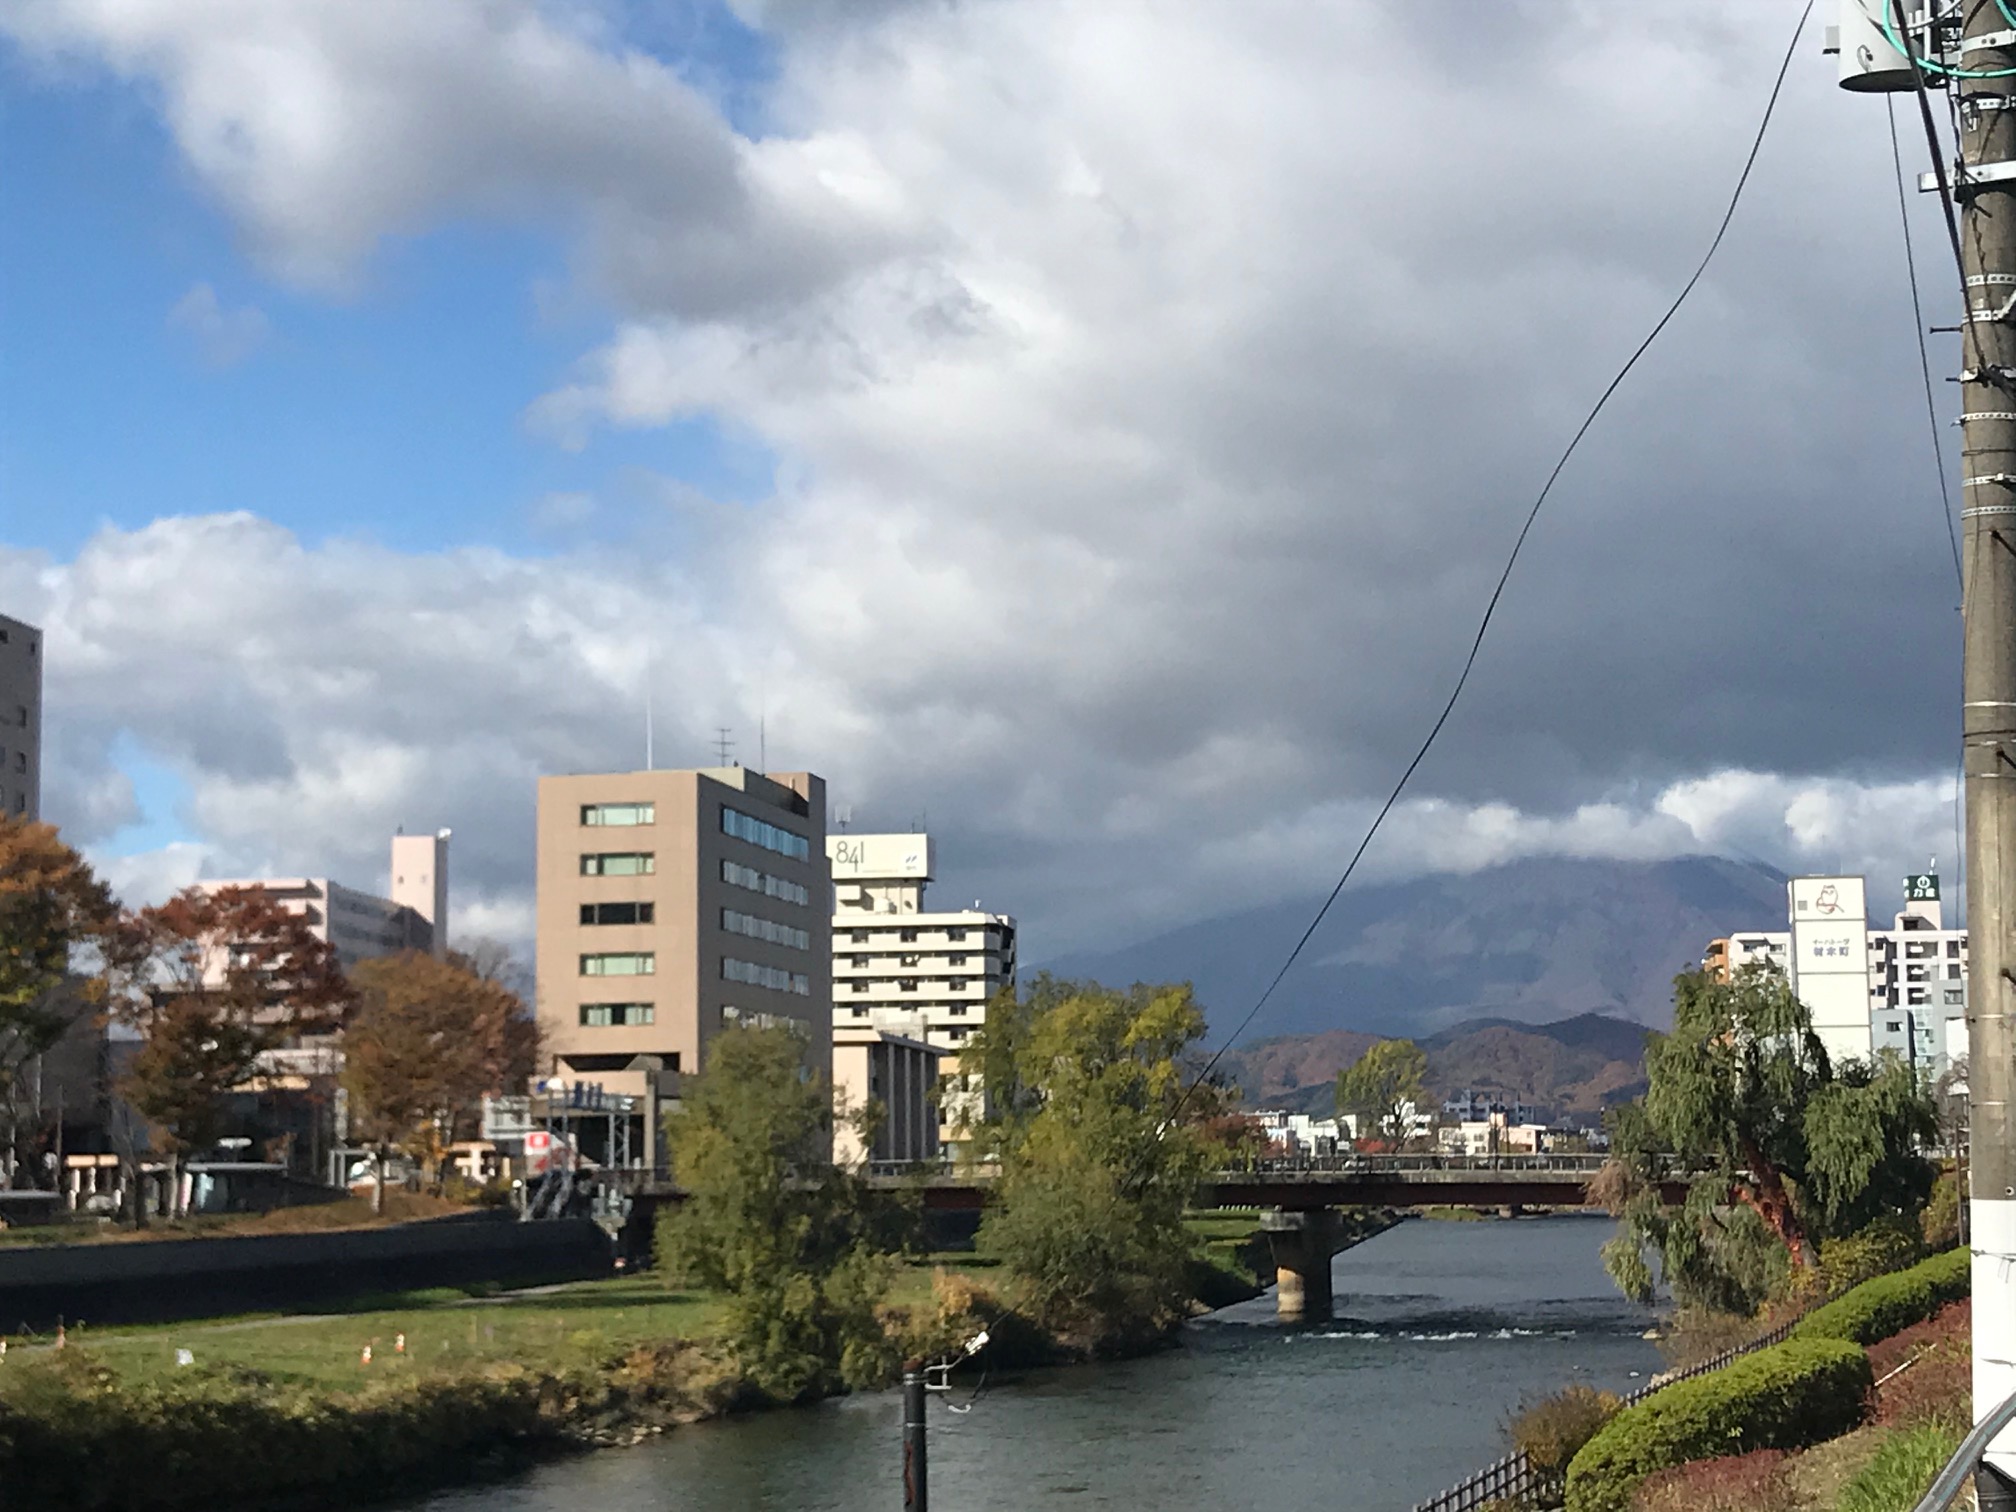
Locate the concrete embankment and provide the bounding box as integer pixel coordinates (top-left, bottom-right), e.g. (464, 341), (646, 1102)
(0, 1214), (613, 1331)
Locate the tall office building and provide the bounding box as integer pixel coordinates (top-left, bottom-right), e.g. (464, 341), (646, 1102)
(0, 612), (42, 821)
(535, 767), (831, 1123)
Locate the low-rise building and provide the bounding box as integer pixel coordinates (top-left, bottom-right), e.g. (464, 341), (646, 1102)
(831, 1023), (944, 1167)
(194, 832), (448, 971)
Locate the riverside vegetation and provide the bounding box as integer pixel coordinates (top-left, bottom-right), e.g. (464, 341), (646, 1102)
(0, 984), (1274, 1510)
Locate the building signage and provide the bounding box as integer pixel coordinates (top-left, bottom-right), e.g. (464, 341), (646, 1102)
(1905, 873), (1941, 902)
(826, 833), (934, 879)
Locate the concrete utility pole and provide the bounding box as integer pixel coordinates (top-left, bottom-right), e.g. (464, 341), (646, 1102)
(1836, 1), (2016, 1495)
(902, 1363), (928, 1512)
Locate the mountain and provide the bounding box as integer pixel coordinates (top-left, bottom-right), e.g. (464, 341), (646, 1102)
(1212, 1011), (1652, 1121)
(1045, 854), (1788, 1040)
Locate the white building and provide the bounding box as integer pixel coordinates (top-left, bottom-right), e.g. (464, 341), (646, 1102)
(1709, 870), (1967, 1079)
(0, 612), (41, 821)
(1255, 1109), (1345, 1155)
(1442, 1090), (1538, 1125)
(827, 832), (1016, 1148)
(196, 832), (450, 970)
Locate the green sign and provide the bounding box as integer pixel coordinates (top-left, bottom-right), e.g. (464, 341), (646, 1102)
(1904, 873), (1940, 902)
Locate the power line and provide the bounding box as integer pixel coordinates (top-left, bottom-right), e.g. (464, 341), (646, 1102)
(1887, 96), (1965, 592)
(1179, 0), (1815, 1099)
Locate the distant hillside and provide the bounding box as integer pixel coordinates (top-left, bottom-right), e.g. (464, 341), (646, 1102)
(1214, 1011), (1652, 1122)
(1046, 854), (1788, 1040)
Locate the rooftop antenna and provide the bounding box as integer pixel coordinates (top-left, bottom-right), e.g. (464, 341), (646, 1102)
(645, 675), (655, 772)
(714, 727), (735, 767)
(759, 711), (766, 775)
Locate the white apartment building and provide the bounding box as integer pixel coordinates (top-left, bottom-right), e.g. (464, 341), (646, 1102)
(827, 832), (1016, 1147)
(1708, 871), (1966, 1078)
(0, 613), (41, 821)
(196, 832), (449, 970)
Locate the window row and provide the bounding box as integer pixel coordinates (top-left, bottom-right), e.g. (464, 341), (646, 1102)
(582, 802), (654, 826)
(582, 852), (654, 876)
(721, 805), (810, 860)
(722, 957), (810, 995)
(843, 926), (979, 944)
(581, 901), (654, 926)
(847, 978), (984, 992)
(582, 952), (655, 976)
(722, 908), (809, 951)
(722, 859), (810, 906)
(840, 953), (978, 968)
(580, 1002), (655, 1026)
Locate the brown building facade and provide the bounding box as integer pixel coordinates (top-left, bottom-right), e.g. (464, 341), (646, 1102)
(534, 766), (831, 1118)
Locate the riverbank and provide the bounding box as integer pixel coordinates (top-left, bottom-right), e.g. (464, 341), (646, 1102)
(0, 1208), (1328, 1511)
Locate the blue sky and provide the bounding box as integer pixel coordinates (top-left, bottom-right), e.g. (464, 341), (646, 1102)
(1, 3), (777, 565)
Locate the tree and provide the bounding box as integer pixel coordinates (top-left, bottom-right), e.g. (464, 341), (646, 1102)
(0, 818), (117, 1187)
(660, 1025), (895, 1400)
(344, 949), (540, 1210)
(1335, 1038), (1429, 1146)
(967, 975), (1216, 1347)
(104, 886), (352, 1217)
(1598, 964), (1938, 1314)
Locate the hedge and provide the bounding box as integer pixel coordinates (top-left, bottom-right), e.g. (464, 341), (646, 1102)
(1563, 1338), (1872, 1512)
(1791, 1247), (1970, 1349)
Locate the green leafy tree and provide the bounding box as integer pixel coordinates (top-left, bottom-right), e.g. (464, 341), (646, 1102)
(0, 817), (118, 1186)
(1335, 1037), (1429, 1146)
(968, 975), (1216, 1347)
(1598, 964), (1937, 1313)
(661, 1025), (895, 1400)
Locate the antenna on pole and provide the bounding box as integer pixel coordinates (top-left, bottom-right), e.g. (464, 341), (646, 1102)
(645, 677), (655, 772)
(760, 712), (767, 775)
(714, 727), (735, 767)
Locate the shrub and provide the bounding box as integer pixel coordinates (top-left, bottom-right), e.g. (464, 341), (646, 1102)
(1653, 1306), (1764, 1371)
(1792, 1247), (1970, 1348)
(1508, 1385), (1622, 1477)
(1921, 1169), (1961, 1252)
(1837, 1424), (1964, 1512)
(1820, 1217), (1926, 1295)
(1631, 1448), (1796, 1512)
(1563, 1338), (1872, 1512)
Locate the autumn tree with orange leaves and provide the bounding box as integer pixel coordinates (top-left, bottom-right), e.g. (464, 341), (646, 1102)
(344, 947), (538, 1209)
(0, 816), (119, 1185)
(104, 886), (352, 1215)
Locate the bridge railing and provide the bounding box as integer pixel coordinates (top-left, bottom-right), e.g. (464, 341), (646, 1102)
(1233, 1152), (1619, 1177)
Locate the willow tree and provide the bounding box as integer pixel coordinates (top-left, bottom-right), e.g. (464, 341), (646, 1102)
(1599, 963), (1937, 1313)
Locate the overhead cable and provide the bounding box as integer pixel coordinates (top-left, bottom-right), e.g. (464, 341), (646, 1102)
(1176, 0), (1816, 1102)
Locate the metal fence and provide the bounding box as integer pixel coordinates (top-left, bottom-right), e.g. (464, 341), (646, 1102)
(1404, 1313), (1805, 1512)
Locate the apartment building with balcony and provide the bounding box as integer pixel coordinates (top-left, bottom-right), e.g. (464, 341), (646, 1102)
(535, 767), (831, 1153)
(194, 831), (449, 970)
(828, 832), (1016, 1052)
(0, 612), (41, 821)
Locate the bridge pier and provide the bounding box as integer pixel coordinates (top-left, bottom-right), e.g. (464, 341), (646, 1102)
(1261, 1208), (1340, 1324)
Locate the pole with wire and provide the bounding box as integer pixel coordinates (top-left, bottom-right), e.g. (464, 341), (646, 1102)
(1951, 5), (2016, 1500)
(902, 1362), (928, 1512)
(1838, 0), (2016, 1499)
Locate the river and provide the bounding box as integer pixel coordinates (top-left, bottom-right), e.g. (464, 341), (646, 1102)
(404, 1214), (1659, 1512)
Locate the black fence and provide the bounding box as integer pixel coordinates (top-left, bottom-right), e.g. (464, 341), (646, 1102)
(1404, 1314), (1804, 1512)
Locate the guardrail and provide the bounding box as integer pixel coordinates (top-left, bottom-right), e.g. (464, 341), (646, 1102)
(1405, 1312), (1804, 1512)
(858, 1153), (1629, 1182)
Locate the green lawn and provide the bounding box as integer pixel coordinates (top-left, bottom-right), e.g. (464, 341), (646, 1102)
(13, 1276), (725, 1391)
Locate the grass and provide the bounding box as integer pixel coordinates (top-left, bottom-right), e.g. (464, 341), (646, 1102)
(1836, 1424), (1963, 1512)
(5, 1276), (725, 1392)
(0, 1191), (475, 1247)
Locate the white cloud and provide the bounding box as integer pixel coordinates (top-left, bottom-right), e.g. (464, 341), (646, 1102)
(0, 3), (1974, 959)
(166, 282), (269, 367)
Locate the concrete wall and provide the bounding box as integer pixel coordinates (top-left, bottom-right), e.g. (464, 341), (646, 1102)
(0, 1214), (612, 1331)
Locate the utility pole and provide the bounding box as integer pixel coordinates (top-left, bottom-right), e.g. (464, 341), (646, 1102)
(1835, 1), (2016, 1496)
(902, 1362), (928, 1512)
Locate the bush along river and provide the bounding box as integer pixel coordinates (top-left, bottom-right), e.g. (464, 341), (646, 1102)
(399, 1214), (1660, 1512)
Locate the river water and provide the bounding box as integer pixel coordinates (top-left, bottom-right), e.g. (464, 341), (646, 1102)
(405, 1215), (1659, 1512)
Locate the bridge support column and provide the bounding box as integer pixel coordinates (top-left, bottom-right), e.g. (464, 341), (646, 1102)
(1261, 1209), (1340, 1324)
